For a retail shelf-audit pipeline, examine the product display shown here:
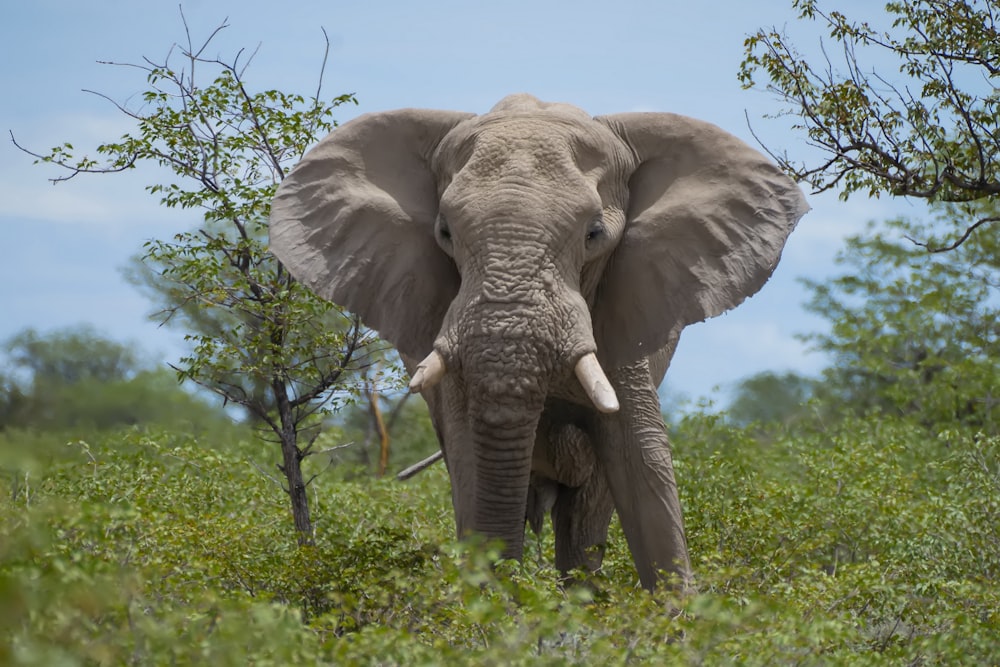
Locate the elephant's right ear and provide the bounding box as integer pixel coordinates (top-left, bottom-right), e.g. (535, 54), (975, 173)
(269, 109), (474, 359)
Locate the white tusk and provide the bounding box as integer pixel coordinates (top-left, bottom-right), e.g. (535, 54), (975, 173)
(574, 352), (620, 414)
(409, 350), (447, 393)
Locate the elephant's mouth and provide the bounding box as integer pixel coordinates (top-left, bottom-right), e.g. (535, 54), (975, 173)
(409, 348), (618, 413)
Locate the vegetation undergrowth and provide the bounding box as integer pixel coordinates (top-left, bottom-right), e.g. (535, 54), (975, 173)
(2, 413), (997, 665)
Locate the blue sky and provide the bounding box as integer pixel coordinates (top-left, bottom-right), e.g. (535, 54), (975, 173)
(0, 0), (910, 403)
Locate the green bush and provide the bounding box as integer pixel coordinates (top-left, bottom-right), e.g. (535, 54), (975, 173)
(1, 415), (998, 664)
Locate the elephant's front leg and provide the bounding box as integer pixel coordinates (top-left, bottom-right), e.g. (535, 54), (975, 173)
(590, 358), (692, 592)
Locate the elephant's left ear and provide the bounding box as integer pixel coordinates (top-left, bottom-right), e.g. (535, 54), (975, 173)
(592, 113), (809, 367)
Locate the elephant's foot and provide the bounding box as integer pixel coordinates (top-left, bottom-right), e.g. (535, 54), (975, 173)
(552, 467), (614, 582)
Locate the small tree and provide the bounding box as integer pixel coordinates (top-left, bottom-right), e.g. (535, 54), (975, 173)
(4, 326), (141, 386)
(740, 0), (1000, 251)
(13, 18), (390, 542)
(0, 326), (229, 431)
(726, 371), (816, 428)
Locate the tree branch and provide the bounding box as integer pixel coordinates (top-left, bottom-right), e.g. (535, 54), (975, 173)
(396, 450), (444, 481)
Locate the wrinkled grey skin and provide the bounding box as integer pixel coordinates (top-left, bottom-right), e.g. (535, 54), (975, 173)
(269, 94), (808, 591)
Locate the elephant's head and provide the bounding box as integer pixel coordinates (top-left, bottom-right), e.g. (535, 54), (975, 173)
(269, 94), (807, 558)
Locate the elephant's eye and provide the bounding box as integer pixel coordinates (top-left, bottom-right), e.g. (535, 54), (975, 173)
(437, 216), (452, 242)
(585, 216), (605, 244)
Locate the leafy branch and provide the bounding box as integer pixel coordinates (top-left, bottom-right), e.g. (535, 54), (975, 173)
(741, 0), (1000, 251)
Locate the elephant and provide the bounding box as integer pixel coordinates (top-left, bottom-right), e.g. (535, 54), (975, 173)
(268, 94), (808, 591)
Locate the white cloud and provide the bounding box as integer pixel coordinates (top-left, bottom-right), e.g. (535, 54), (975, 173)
(0, 176), (181, 230)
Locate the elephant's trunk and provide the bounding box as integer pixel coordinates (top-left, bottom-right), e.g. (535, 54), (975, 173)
(467, 408), (539, 558)
(453, 320), (555, 559)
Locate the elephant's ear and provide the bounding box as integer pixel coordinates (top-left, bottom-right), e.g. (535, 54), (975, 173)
(592, 113), (809, 366)
(269, 109), (474, 358)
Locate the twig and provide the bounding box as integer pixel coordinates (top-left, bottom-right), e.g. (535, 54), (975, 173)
(905, 216), (999, 253)
(315, 441), (357, 456)
(249, 458), (284, 489)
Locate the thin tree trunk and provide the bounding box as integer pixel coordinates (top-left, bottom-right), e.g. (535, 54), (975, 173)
(274, 379), (313, 545)
(384, 390), (413, 432)
(279, 429), (313, 545)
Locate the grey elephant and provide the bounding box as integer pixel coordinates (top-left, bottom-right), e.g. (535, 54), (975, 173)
(269, 94), (807, 591)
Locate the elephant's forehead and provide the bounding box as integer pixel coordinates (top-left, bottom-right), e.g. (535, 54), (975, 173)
(459, 116), (609, 183)
(469, 126), (571, 179)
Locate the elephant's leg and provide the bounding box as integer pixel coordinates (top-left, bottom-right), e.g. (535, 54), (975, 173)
(589, 358), (692, 592)
(551, 466), (614, 578)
